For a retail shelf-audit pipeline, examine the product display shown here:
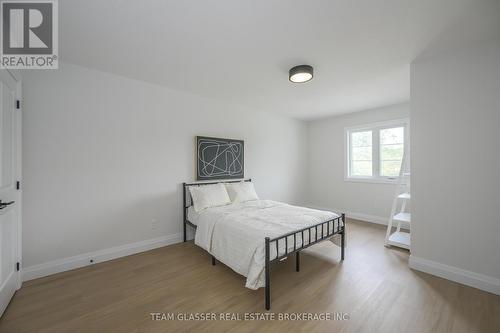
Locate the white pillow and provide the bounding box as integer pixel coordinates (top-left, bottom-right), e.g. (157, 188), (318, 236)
(225, 182), (259, 203)
(189, 183), (231, 212)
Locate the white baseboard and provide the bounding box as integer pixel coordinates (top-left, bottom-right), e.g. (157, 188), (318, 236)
(306, 204), (388, 225)
(409, 255), (500, 295)
(305, 204), (411, 230)
(343, 211), (388, 226)
(22, 233), (182, 282)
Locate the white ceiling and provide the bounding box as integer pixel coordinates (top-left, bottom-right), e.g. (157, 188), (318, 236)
(60, 0), (500, 120)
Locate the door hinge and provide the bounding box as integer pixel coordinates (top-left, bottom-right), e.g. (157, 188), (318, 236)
(16, 100), (20, 109)
(16, 262), (20, 271)
(16, 181), (20, 190)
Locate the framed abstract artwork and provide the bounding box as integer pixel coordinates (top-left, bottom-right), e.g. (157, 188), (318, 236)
(196, 136), (244, 180)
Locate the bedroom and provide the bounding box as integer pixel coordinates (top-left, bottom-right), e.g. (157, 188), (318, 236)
(0, 0), (499, 332)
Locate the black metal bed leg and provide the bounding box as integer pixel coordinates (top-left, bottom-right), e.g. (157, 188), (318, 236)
(265, 237), (270, 310)
(183, 222), (186, 242)
(341, 213), (346, 260)
(182, 183), (187, 242)
(296, 251), (300, 272)
(212, 256), (216, 266)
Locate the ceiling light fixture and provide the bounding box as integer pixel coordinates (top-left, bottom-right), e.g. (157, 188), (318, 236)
(289, 65), (313, 83)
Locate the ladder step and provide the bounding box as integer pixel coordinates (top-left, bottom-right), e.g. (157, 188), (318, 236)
(393, 212), (411, 223)
(387, 231), (410, 249)
(398, 192), (411, 199)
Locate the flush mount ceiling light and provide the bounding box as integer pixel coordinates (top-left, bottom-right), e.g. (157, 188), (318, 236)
(289, 65), (313, 83)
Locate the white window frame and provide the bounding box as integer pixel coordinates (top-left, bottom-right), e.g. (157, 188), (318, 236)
(344, 118), (409, 184)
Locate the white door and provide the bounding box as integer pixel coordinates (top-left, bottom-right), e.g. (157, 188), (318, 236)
(0, 70), (21, 317)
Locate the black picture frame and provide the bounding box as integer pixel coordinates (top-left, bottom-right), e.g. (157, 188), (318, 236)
(196, 136), (244, 180)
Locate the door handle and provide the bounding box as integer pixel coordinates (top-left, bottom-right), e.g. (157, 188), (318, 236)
(0, 201), (15, 209)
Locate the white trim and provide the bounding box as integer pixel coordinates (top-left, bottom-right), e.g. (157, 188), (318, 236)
(307, 205), (384, 225)
(409, 255), (500, 295)
(22, 233), (182, 282)
(343, 176), (401, 185)
(0, 70), (22, 293)
(344, 118), (410, 132)
(306, 204), (411, 229)
(343, 211), (388, 225)
(15, 77), (22, 290)
(6, 69), (22, 82)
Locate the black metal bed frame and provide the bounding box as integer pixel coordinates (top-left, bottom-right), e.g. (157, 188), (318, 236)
(182, 179), (345, 310)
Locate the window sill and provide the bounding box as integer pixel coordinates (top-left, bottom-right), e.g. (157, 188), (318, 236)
(344, 177), (401, 185)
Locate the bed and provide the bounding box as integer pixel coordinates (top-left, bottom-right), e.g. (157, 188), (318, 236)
(182, 179), (345, 310)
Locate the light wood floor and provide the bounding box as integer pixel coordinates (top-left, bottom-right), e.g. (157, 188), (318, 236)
(1, 219), (499, 333)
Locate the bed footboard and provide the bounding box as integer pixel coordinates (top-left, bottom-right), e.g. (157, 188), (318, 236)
(264, 213), (345, 310)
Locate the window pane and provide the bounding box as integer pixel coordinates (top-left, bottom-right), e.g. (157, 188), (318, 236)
(351, 131), (372, 147)
(350, 130), (372, 177)
(380, 127), (404, 144)
(380, 144), (403, 161)
(352, 146), (372, 161)
(351, 161), (372, 176)
(380, 127), (404, 177)
(380, 160), (402, 177)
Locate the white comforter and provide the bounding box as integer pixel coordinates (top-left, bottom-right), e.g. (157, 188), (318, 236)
(194, 200), (340, 289)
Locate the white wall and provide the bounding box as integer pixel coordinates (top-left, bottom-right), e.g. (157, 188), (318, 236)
(307, 103), (409, 223)
(410, 39), (500, 292)
(22, 62), (308, 269)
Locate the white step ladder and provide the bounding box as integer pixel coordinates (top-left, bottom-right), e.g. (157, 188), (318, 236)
(385, 151), (411, 250)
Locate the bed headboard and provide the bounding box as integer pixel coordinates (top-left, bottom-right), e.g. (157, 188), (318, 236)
(182, 179), (252, 241)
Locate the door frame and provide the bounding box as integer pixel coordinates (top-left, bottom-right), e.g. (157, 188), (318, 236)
(1, 69), (23, 290)
(12, 69), (22, 289)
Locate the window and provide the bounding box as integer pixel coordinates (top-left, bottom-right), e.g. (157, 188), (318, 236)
(345, 119), (408, 183)
(350, 130), (372, 177)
